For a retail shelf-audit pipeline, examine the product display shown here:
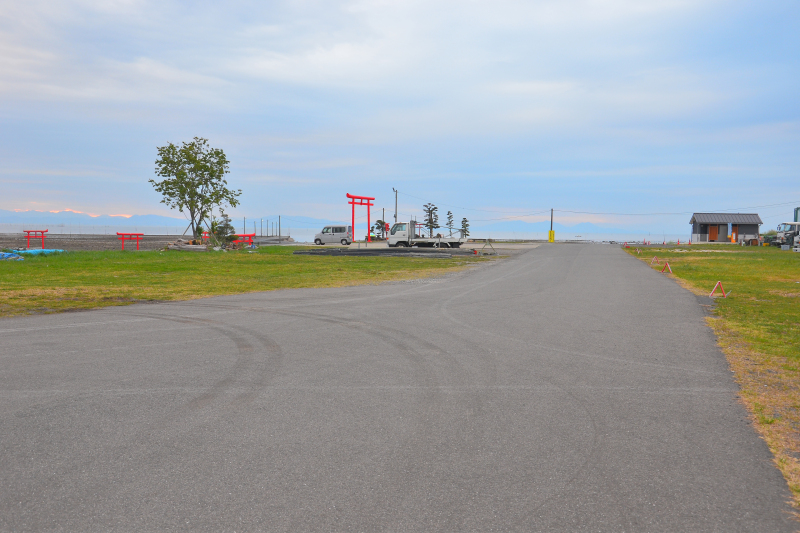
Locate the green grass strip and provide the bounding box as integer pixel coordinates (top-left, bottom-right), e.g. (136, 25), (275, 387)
(0, 246), (484, 317)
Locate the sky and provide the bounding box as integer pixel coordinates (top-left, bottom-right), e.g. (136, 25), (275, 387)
(1, 0), (798, 234)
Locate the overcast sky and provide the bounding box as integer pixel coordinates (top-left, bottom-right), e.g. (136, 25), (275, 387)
(1, 0), (798, 232)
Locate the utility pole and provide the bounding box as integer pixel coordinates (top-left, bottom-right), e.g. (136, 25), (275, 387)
(260, 218), (262, 237)
(278, 216), (281, 243)
(382, 208), (385, 238)
(392, 188), (398, 223)
(243, 217), (246, 235)
(549, 209), (554, 243)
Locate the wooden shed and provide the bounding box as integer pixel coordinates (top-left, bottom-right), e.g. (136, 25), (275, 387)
(690, 213), (762, 243)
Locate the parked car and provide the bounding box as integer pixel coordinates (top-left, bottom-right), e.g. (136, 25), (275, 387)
(314, 225), (353, 245)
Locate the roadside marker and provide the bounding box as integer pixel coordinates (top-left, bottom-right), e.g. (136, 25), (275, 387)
(650, 256), (660, 265)
(710, 281), (728, 298)
(661, 261), (672, 273)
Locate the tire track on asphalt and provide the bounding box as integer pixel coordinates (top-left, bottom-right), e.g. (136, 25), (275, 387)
(99, 251), (594, 525)
(131, 254), (599, 525)
(260, 305), (513, 522)
(5, 310), (287, 523)
(268, 254), (599, 527)
(118, 311), (284, 418)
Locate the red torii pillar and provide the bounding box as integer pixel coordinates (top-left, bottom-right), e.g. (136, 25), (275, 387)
(346, 193), (375, 242)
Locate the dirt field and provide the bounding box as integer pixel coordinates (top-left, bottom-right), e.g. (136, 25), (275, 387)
(0, 233), (174, 252)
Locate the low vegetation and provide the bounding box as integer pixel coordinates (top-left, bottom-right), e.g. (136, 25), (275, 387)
(626, 244), (800, 506)
(0, 246), (483, 317)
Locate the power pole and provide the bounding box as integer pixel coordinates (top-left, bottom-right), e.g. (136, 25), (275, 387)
(392, 188), (398, 223)
(278, 216), (281, 243)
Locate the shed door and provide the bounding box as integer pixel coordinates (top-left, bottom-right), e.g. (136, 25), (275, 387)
(709, 225), (718, 241)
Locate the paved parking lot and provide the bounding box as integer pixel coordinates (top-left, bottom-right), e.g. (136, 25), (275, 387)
(0, 243), (794, 531)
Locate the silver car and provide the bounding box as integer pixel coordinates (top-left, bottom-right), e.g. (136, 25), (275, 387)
(314, 225), (353, 245)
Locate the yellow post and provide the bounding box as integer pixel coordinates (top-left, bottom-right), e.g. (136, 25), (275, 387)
(548, 230), (555, 243)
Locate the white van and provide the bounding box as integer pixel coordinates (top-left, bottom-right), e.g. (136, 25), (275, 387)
(314, 225), (353, 245)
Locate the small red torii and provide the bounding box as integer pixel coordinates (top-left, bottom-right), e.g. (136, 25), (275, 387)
(347, 193), (375, 242)
(23, 229), (48, 249)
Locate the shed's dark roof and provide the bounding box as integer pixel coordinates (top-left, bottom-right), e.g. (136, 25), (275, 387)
(690, 213), (763, 224)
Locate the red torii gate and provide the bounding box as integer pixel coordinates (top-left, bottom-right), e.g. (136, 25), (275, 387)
(347, 193), (375, 242)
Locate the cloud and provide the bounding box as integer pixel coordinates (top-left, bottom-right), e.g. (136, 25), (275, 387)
(0, 0), (756, 153)
(0, 167), (117, 177)
(0, 0), (796, 235)
(0, 0), (722, 105)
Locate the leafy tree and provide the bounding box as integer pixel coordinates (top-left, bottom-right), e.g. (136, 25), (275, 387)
(423, 203), (439, 238)
(446, 211), (454, 236)
(461, 217), (470, 237)
(150, 137), (241, 238)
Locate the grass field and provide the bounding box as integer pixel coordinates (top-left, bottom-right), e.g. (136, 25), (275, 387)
(0, 246), (484, 317)
(626, 244), (800, 506)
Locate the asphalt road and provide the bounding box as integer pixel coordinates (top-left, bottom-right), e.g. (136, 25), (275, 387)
(1, 244), (795, 531)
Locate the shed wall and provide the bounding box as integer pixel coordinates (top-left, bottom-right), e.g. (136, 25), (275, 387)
(691, 222), (760, 243)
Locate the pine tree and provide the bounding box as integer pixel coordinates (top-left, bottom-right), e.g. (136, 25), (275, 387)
(373, 219), (386, 239)
(461, 217), (470, 237)
(446, 211), (454, 236)
(211, 210), (237, 246)
(423, 203), (439, 238)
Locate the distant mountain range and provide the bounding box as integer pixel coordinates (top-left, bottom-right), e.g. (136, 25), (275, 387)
(0, 209), (346, 232)
(0, 209), (188, 227)
(1, 209), (675, 236)
(0, 209), (336, 228)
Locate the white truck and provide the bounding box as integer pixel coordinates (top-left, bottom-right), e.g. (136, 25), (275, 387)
(775, 222), (800, 249)
(387, 220), (466, 248)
